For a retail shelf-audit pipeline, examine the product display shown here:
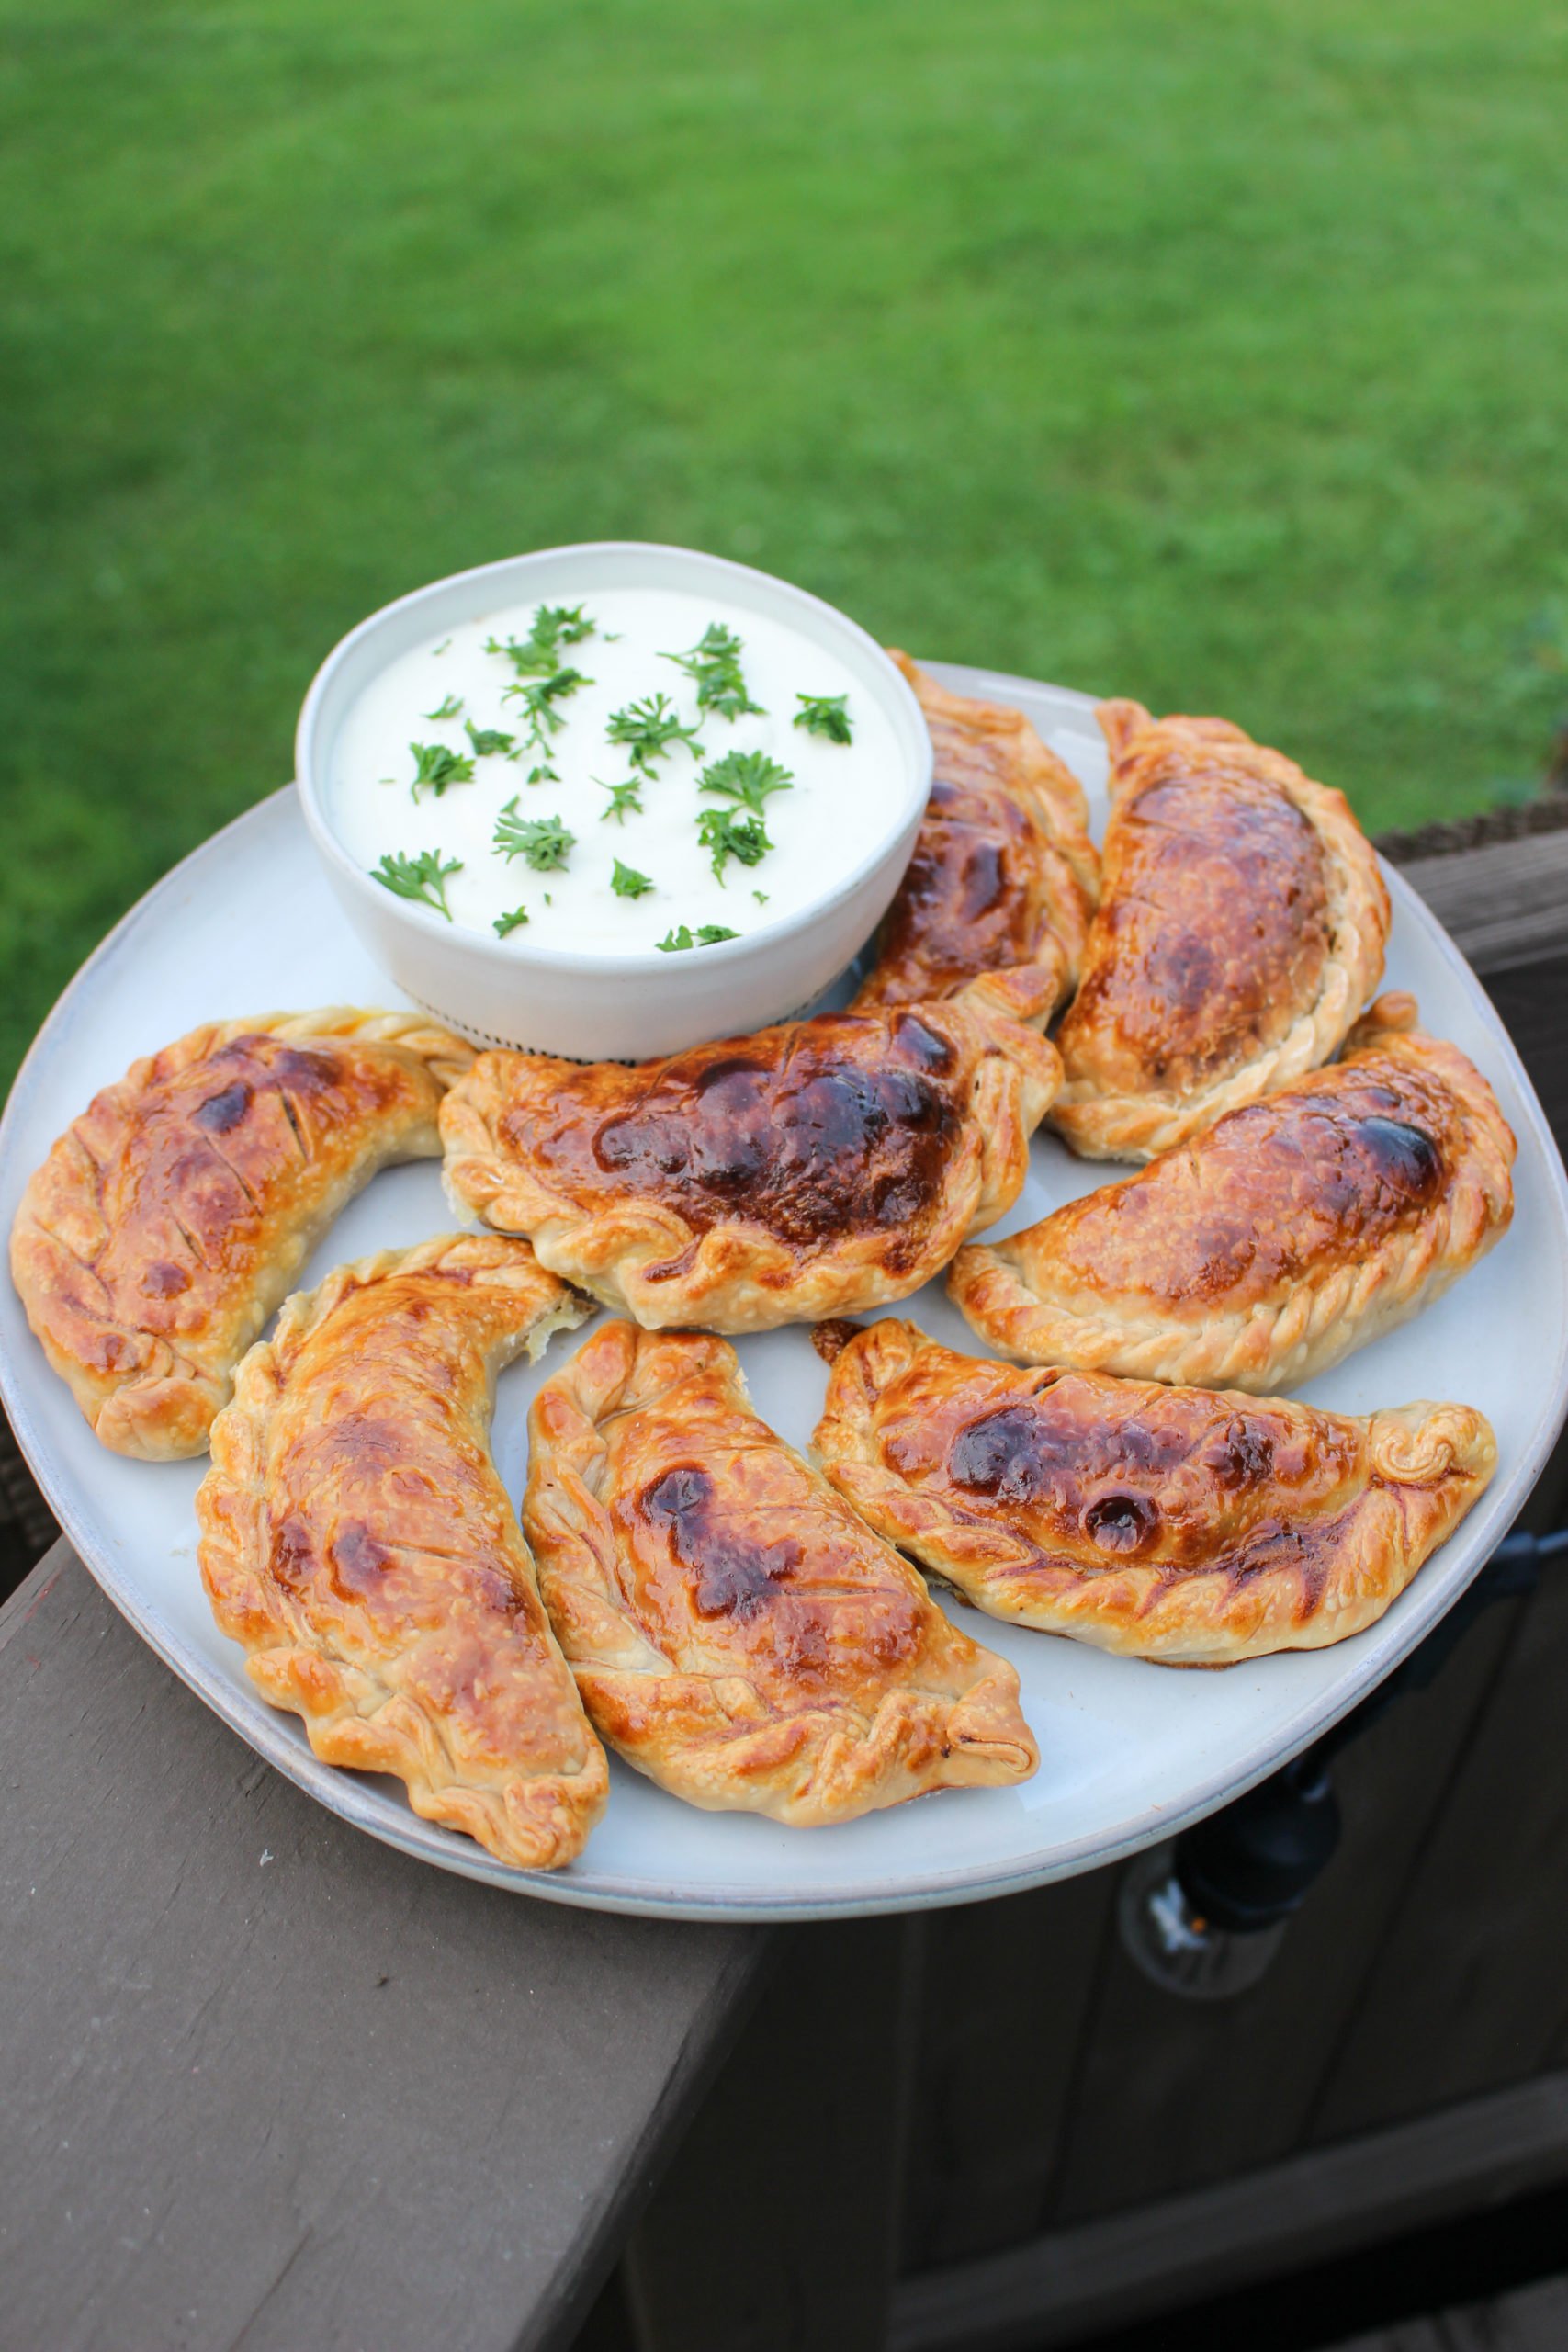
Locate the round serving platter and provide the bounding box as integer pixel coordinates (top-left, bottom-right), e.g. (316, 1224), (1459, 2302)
(4, 662), (1566, 1922)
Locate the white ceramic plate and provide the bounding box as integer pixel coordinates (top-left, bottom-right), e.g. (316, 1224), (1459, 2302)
(5, 664), (1566, 1922)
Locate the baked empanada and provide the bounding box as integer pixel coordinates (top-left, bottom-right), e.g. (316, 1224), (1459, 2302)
(441, 968), (1061, 1334)
(10, 1009), (473, 1459)
(522, 1320), (1037, 1821)
(197, 1235), (605, 1870)
(814, 1321), (1495, 1666)
(853, 652), (1100, 1009)
(1050, 700), (1390, 1160)
(952, 996), (1516, 1393)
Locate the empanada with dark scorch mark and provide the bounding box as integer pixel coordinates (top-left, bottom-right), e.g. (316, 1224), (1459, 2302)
(813, 1321), (1494, 1666)
(953, 996), (1515, 1393)
(197, 1234), (604, 1870)
(11, 1009), (472, 1458)
(853, 653), (1100, 1009)
(441, 967), (1061, 1334)
(522, 1320), (1037, 1821)
(1050, 701), (1389, 1161)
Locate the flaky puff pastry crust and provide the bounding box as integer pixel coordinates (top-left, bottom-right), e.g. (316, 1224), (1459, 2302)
(522, 1321), (1037, 1822)
(1050, 701), (1390, 1161)
(10, 1009), (473, 1459)
(853, 653), (1100, 1010)
(813, 1321), (1495, 1667)
(441, 967), (1062, 1335)
(197, 1235), (605, 1870)
(952, 995), (1516, 1394)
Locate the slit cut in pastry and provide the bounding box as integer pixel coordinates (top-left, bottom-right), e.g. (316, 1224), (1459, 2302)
(852, 652), (1100, 1010)
(813, 1321), (1495, 1667)
(1049, 700), (1390, 1161)
(522, 1320), (1037, 1822)
(441, 967), (1062, 1334)
(952, 995), (1516, 1394)
(197, 1235), (604, 1870)
(10, 1009), (474, 1459)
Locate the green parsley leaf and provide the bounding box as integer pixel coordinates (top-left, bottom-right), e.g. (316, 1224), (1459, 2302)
(486, 603), (596, 678)
(423, 693), (464, 721)
(371, 848), (461, 920)
(697, 805), (772, 883)
(493, 904), (530, 936)
(526, 761), (559, 786)
(752, 889), (769, 905)
(597, 777), (644, 824)
(465, 718), (518, 759)
(409, 741), (476, 799)
(605, 692), (705, 775)
(697, 748), (794, 815)
(657, 922), (740, 952)
(493, 799), (576, 870)
(794, 691), (852, 744)
(660, 623), (764, 722)
(502, 667), (593, 759)
(611, 859), (655, 899)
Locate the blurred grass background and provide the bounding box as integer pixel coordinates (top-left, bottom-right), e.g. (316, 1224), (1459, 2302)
(4, 0), (1568, 1083)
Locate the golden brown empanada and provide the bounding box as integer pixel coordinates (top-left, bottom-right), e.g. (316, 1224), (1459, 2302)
(10, 1009), (473, 1459)
(1050, 700), (1390, 1160)
(853, 652), (1100, 1009)
(441, 967), (1061, 1334)
(197, 1235), (605, 1870)
(522, 1320), (1037, 1821)
(952, 996), (1516, 1393)
(813, 1321), (1495, 1666)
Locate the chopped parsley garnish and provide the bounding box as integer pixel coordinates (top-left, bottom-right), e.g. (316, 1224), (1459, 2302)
(605, 691), (705, 775)
(493, 904), (530, 936)
(423, 693), (464, 721)
(465, 718), (518, 759)
(598, 777), (644, 824)
(502, 667), (593, 760)
(752, 889), (769, 904)
(525, 761), (559, 786)
(486, 603), (596, 678)
(660, 622), (764, 722)
(794, 691), (852, 743)
(789, 686), (851, 742)
(611, 859), (655, 899)
(371, 848), (461, 920)
(697, 805), (772, 883)
(409, 740), (476, 799)
(658, 922), (740, 952)
(697, 748), (794, 815)
(493, 800), (576, 870)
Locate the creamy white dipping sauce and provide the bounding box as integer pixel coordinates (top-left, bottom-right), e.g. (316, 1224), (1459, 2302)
(328, 586), (906, 955)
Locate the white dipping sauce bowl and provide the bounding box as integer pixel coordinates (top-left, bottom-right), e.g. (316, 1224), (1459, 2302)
(295, 542), (931, 1060)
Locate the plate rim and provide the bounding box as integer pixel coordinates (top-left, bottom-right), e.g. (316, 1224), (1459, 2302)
(5, 682), (1567, 1921)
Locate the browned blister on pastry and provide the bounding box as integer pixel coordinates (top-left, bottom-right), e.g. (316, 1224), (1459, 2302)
(814, 1322), (1495, 1666)
(197, 1235), (604, 1870)
(1050, 701), (1390, 1160)
(10, 1009), (474, 1458)
(853, 653), (1100, 1009)
(523, 1321), (1037, 1822)
(441, 968), (1062, 1334)
(953, 997), (1516, 1392)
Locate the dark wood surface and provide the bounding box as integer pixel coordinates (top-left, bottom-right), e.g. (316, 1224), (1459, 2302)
(0, 1545), (766, 2352)
(1325, 2272), (1568, 2352)
(888, 2069), (1568, 2352)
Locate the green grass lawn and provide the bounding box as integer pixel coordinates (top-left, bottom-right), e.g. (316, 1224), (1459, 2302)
(4, 0), (1567, 1084)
